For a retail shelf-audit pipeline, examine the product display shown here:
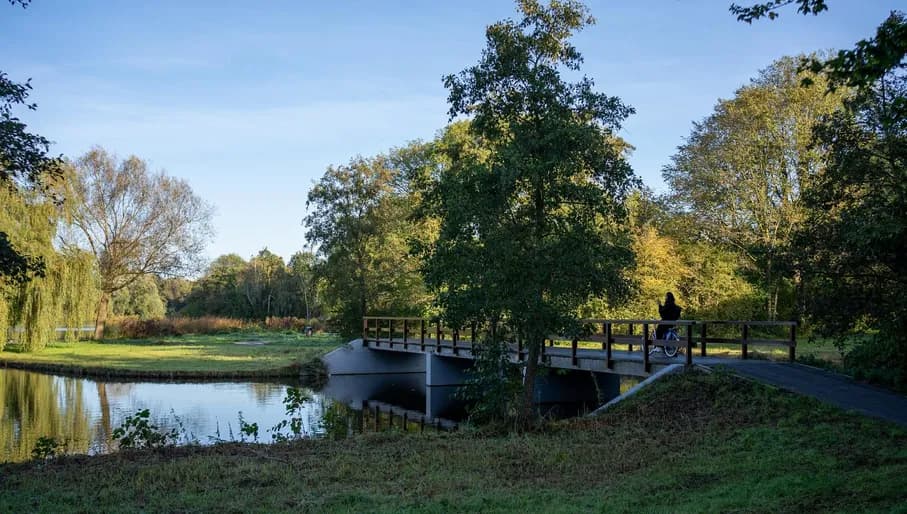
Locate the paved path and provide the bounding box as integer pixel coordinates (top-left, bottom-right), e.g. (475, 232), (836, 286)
(714, 361), (907, 427)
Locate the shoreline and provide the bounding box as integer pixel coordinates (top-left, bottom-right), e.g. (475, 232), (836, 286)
(0, 358), (304, 381)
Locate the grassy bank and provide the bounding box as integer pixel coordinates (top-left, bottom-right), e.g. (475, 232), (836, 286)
(0, 332), (344, 378)
(1, 371), (904, 513)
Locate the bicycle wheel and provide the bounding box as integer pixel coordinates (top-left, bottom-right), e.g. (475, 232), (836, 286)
(663, 330), (679, 358)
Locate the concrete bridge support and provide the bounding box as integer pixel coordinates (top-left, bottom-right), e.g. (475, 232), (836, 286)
(426, 353), (473, 419)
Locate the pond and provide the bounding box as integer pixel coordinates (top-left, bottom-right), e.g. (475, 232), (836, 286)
(0, 368), (442, 463)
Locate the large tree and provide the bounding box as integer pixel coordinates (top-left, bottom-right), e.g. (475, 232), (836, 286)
(795, 72), (907, 386)
(421, 0), (636, 422)
(64, 148), (213, 338)
(663, 56), (846, 319)
(305, 151), (430, 337)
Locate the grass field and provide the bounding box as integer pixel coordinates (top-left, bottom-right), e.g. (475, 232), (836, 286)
(1, 370), (903, 513)
(0, 332), (345, 377)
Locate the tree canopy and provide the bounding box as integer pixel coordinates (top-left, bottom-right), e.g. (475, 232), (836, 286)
(419, 0), (637, 422)
(63, 147), (214, 338)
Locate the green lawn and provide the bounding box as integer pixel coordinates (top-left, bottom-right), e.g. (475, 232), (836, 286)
(1, 371), (904, 513)
(0, 332), (345, 377)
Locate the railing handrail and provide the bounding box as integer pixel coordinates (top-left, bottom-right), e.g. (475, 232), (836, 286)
(362, 315), (799, 365)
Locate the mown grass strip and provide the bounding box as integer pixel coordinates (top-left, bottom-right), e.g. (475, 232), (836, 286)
(1, 370), (904, 513)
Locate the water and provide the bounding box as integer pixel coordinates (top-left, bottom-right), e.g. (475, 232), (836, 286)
(0, 368), (435, 463)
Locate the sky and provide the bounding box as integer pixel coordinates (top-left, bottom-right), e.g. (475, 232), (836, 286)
(1, 0), (898, 264)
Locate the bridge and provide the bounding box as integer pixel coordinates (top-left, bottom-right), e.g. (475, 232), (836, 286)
(322, 316), (798, 420)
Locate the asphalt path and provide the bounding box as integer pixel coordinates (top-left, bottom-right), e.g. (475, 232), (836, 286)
(716, 361), (907, 427)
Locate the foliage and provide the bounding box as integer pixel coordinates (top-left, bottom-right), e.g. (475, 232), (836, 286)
(237, 412), (259, 443)
(269, 387), (312, 441)
(457, 335), (523, 429)
(112, 409), (178, 450)
(30, 436), (61, 460)
(663, 56), (847, 319)
(305, 149), (431, 338)
(62, 147), (214, 338)
(730, 0), (827, 23)
(0, 64), (58, 296)
(111, 274), (166, 320)
(181, 250), (325, 322)
(731, 1), (906, 92)
(108, 315), (249, 338)
(1, 184), (99, 352)
(795, 72), (907, 390)
(420, 0), (636, 422)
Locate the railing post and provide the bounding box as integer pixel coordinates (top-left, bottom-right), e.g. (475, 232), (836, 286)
(471, 320), (477, 345)
(387, 319), (393, 348)
(435, 320), (442, 353)
(362, 317), (368, 346)
(605, 322), (613, 370)
(420, 319), (426, 352)
(628, 323), (634, 352)
(789, 324), (797, 362)
(403, 320), (409, 350)
(700, 323), (707, 357)
(685, 324), (693, 366)
(571, 337), (578, 366)
(741, 323), (749, 360)
(453, 328), (459, 356)
(642, 323), (650, 373)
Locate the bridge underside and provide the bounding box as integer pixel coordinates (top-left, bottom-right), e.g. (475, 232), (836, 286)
(322, 339), (638, 420)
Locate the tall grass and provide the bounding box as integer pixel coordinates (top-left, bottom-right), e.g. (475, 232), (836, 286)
(105, 316), (327, 339)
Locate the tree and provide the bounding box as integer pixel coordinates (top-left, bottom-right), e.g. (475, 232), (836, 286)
(64, 147), (213, 338)
(181, 254), (248, 318)
(0, 183), (98, 351)
(287, 251), (320, 321)
(111, 274), (166, 320)
(663, 56), (846, 319)
(239, 249), (291, 319)
(731, 1), (906, 91)
(795, 72), (907, 387)
(305, 151), (431, 337)
(421, 0), (636, 423)
(0, 71), (60, 283)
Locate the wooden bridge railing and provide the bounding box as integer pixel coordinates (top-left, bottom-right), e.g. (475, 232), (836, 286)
(362, 316), (798, 369)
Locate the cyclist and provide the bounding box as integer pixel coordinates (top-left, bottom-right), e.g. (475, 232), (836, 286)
(656, 292), (682, 341)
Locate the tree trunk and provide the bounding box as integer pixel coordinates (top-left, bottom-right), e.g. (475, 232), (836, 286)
(94, 292), (110, 340)
(520, 334), (542, 426)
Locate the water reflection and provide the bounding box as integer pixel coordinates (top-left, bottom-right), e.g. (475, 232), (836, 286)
(0, 368), (452, 463)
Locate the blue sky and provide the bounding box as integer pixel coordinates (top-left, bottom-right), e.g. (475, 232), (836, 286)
(1, 1), (896, 263)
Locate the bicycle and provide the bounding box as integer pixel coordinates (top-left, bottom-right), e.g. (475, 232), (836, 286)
(649, 326), (681, 358)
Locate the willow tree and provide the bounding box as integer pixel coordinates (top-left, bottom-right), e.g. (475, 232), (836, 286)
(420, 0), (636, 422)
(0, 183), (98, 352)
(63, 148), (214, 338)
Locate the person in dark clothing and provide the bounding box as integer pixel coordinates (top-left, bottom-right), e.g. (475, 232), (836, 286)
(656, 292), (682, 340)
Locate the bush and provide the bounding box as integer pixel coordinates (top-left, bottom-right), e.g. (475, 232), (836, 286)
(844, 336), (907, 393)
(264, 316), (326, 333)
(107, 316), (248, 338)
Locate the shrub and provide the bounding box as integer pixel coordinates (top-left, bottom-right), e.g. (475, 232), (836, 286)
(106, 316), (248, 338)
(112, 409), (179, 449)
(31, 436), (62, 460)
